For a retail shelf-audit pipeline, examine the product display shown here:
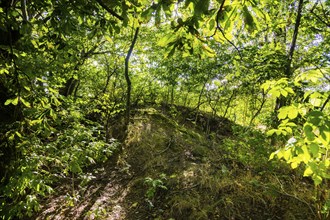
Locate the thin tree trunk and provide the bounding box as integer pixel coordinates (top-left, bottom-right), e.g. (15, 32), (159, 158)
(73, 79), (80, 99)
(102, 55), (111, 93)
(102, 67), (116, 94)
(183, 86), (191, 107)
(275, 0), (304, 113)
(249, 91), (266, 126)
(196, 81), (207, 111)
(195, 81), (207, 124)
(171, 85), (174, 105)
(285, 0), (304, 77)
(124, 27), (139, 128)
(223, 90), (236, 118)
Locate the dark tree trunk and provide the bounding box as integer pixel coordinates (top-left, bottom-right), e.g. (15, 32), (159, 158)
(124, 27), (139, 128)
(275, 0), (304, 113)
(60, 78), (80, 96)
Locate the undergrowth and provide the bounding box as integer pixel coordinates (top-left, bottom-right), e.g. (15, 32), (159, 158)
(0, 97), (118, 219)
(2, 104), (320, 219)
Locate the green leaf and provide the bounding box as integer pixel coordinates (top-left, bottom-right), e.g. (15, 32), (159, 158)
(20, 97), (31, 108)
(15, 131), (22, 138)
(70, 161), (82, 174)
(309, 143), (319, 157)
(281, 90), (288, 97)
(287, 108), (298, 119)
(269, 152), (276, 160)
(5, 97), (19, 106)
(308, 111), (323, 118)
(202, 44), (215, 57)
(301, 145), (311, 164)
(303, 166), (313, 177)
(209, 19), (216, 31)
(266, 129), (276, 136)
(278, 107), (288, 119)
(286, 122), (297, 127)
(12, 97), (19, 105)
(287, 106), (299, 119)
(261, 81), (271, 92)
(310, 98), (322, 107)
(104, 35), (113, 43)
(158, 34), (177, 47)
(283, 149), (291, 160)
(283, 127), (292, 134)
(285, 87), (294, 94)
(291, 162), (299, 169)
(304, 125), (315, 141)
(4, 99), (13, 105)
(141, 6), (155, 22)
(269, 89), (280, 98)
(312, 174), (322, 186)
(242, 5), (255, 30)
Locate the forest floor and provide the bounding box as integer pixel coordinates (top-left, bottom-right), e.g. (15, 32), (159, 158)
(35, 105), (316, 220)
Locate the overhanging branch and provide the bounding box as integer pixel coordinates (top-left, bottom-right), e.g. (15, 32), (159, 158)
(95, 0), (124, 21)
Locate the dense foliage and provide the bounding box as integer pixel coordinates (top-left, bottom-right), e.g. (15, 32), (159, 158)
(0, 0), (329, 219)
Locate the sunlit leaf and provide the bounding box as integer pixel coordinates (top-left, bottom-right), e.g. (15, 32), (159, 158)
(287, 108), (298, 119)
(5, 97), (19, 106)
(303, 166), (313, 177)
(278, 108), (288, 119)
(20, 97), (31, 108)
(312, 174), (322, 185)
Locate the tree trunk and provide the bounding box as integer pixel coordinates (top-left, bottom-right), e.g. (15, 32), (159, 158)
(285, 0), (304, 77)
(171, 85), (174, 105)
(275, 0), (304, 113)
(195, 81), (207, 124)
(124, 27), (139, 128)
(60, 77), (79, 96)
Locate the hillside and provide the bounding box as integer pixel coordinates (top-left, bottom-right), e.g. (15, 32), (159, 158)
(35, 106), (316, 220)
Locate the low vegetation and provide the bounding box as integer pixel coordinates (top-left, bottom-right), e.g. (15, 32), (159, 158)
(1, 0), (329, 219)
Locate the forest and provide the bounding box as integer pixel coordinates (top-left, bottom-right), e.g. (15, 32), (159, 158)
(0, 0), (330, 219)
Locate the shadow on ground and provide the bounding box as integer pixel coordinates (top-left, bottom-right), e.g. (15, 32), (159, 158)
(36, 161), (132, 220)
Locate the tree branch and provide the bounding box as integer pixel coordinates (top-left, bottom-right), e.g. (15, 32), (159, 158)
(320, 94), (330, 112)
(21, 0), (28, 22)
(95, 0), (124, 21)
(310, 10), (330, 28)
(208, 0), (242, 59)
